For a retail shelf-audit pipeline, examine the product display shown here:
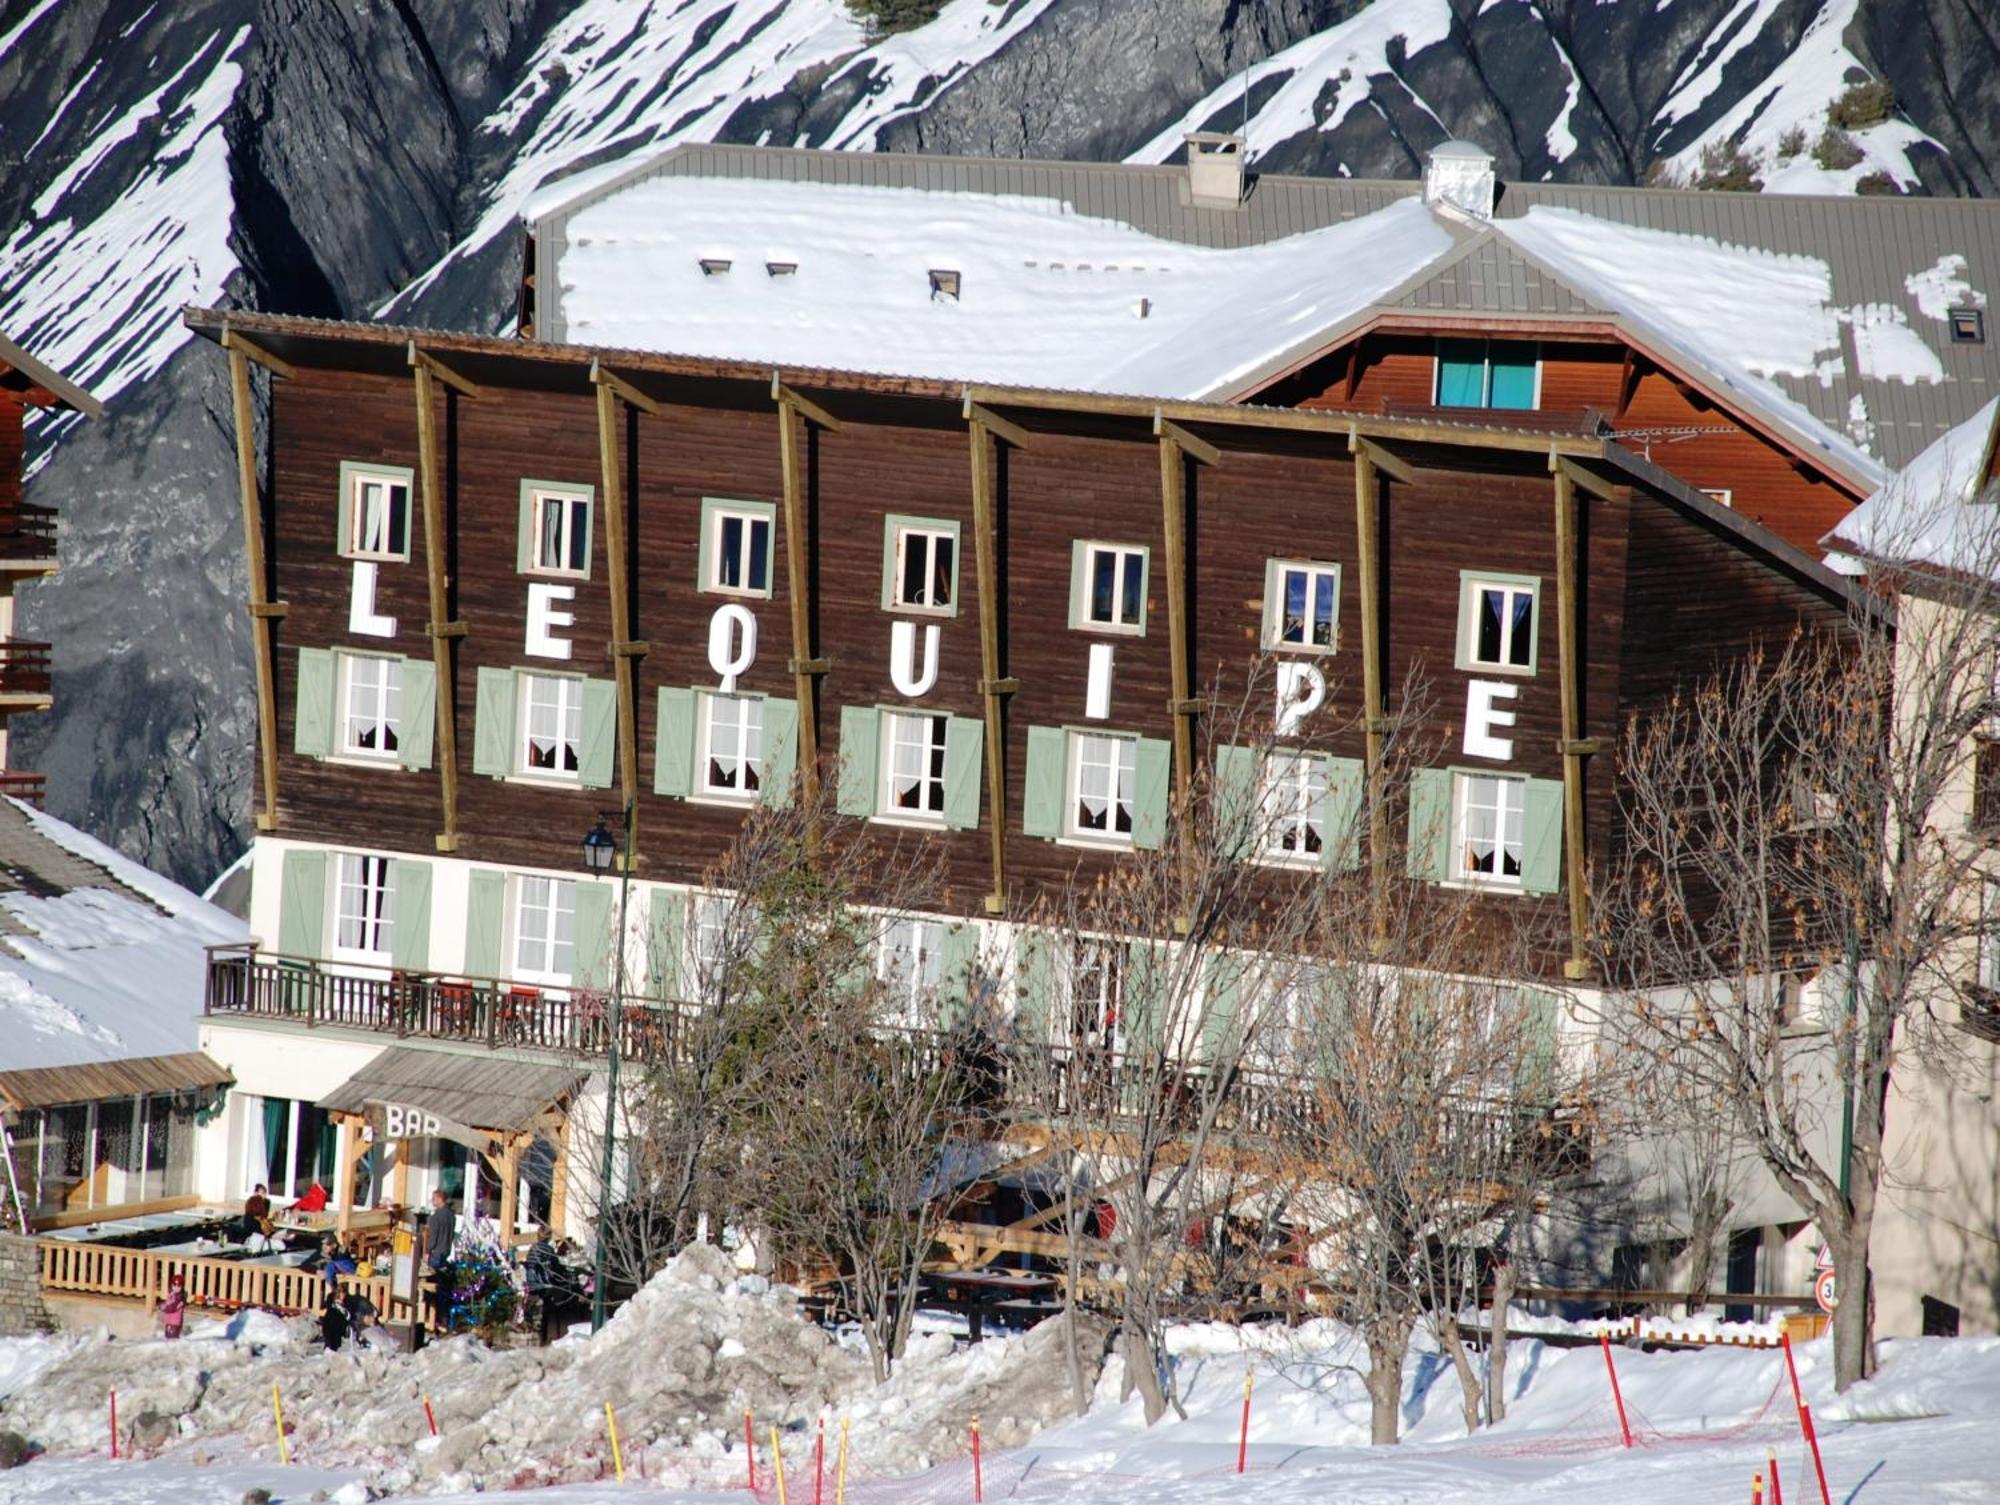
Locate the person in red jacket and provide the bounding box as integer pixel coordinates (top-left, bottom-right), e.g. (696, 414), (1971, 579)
(159, 1273), (187, 1340)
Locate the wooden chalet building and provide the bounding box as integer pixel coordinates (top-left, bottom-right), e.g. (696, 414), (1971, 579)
(0, 332), (100, 804)
(182, 301), (1860, 1255)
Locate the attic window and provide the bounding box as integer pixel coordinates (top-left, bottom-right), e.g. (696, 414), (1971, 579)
(699, 258), (732, 277)
(929, 269), (961, 301)
(1950, 307), (1986, 344)
(766, 261), (797, 278)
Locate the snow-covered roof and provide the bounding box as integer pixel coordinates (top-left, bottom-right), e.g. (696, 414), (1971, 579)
(0, 800), (246, 1077)
(1822, 398), (2000, 578)
(531, 145), (2000, 485)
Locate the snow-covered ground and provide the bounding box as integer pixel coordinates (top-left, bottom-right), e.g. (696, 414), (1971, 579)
(2, 1245), (1996, 1503)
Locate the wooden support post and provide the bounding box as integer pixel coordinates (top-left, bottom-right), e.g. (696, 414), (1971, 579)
(228, 345), (285, 832)
(1552, 461), (1593, 981)
(1351, 442), (1389, 933)
(497, 1137), (521, 1240)
(966, 408), (1024, 913)
(591, 374), (646, 859)
(549, 1112), (571, 1237)
(411, 359), (465, 852)
(391, 1138), (410, 1209)
(336, 1115), (363, 1235)
(1154, 415), (1213, 836)
(775, 389), (830, 806)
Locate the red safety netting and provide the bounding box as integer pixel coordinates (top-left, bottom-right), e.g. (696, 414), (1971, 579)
(1472, 1365), (1792, 1457)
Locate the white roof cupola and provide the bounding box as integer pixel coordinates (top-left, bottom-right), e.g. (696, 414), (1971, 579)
(1185, 132), (1248, 209)
(1424, 139), (1497, 222)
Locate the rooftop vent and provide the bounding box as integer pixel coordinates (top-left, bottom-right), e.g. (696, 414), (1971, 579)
(1423, 139), (1497, 221)
(929, 268), (961, 301)
(1184, 132), (1246, 208)
(1950, 306), (1986, 344)
(766, 261), (798, 278)
(698, 257), (732, 277)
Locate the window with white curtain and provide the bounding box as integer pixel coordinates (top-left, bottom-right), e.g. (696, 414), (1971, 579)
(878, 917), (942, 1026)
(332, 853), (395, 961)
(515, 875), (577, 983)
(1259, 751), (1326, 863)
(883, 712), (947, 819)
(521, 673), (582, 777)
(1456, 774), (1524, 886)
(339, 652), (401, 759)
(1069, 733), (1136, 841)
(700, 693), (763, 798)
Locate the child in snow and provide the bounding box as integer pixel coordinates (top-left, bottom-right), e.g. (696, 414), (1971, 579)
(160, 1273), (187, 1340)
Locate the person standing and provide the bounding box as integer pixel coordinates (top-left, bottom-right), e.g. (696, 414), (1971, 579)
(424, 1187), (457, 1330)
(159, 1273), (187, 1340)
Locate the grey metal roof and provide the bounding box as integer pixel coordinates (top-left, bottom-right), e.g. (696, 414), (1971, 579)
(529, 145), (2000, 474)
(317, 1046), (584, 1137)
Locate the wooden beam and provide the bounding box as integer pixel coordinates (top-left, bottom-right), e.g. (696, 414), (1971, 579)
(962, 400), (1033, 451)
(1350, 429), (1415, 485)
(1154, 414), (1221, 467)
(411, 361), (464, 852)
(1614, 348), (1641, 421)
(407, 344), (482, 400)
(772, 375), (843, 432)
(1553, 454), (1620, 504)
(221, 327), (296, 380)
(968, 414), (1011, 913)
(498, 1137), (521, 1241)
(229, 347), (283, 833)
(1158, 434), (1196, 823)
(336, 1116), (363, 1236)
(775, 395), (823, 806)
(594, 379), (643, 854)
(1352, 443), (1389, 941)
(1552, 464), (1592, 981)
(549, 1112), (570, 1237)
(590, 360), (663, 416)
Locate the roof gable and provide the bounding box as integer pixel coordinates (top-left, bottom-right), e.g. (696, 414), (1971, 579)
(1390, 232), (1608, 319)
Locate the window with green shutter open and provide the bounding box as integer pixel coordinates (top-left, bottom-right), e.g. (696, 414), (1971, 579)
(338, 652), (401, 760)
(521, 672), (583, 778)
(513, 875), (576, 985)
(699, 692), (763, 800)
(1259, 750), (1327, 863)
(882, 711), (948, 820)
(331, 853), (394, 964)
(1070, 732), (1137, 842)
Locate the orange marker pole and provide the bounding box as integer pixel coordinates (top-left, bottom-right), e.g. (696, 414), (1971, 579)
(837, 1417), (849, 1505)
(971, 1415), (983, 1504)
(1752, 1469), (1764, 1505)
(815, 1417), (825, 1505)
(746, 1409), (758, 1492)
(1238, 1368), (1253, 1473)
(1599, 1333), (1633, 1448)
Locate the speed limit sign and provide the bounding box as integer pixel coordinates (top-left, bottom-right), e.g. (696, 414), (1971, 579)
(1815, 1268), (1839, 1314)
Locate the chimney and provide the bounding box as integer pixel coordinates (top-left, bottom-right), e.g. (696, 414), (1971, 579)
(1184, 132), (1247, 209)
(1423, 139), (1497, 221)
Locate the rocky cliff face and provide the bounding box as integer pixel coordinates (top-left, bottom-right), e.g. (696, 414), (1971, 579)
(0, 0), (1992, 886)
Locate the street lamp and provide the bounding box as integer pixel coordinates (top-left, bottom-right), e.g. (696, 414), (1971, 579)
(582, 802), (634, 1332)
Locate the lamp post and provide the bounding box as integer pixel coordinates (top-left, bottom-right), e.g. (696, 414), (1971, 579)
(581, 801), (633, 1332)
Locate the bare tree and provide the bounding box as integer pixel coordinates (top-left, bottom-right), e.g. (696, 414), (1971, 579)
(1597, 498), (2000, 1387)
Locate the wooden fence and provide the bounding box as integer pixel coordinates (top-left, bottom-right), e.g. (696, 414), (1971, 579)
(38, 1238), (409, 1322)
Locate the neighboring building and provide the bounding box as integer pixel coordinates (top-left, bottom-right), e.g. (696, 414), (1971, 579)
(0, 797), (241, 1232)
(520, 140), (2000, 557)
(0, 333), (101, 804)
(180, 306), (1857, 1261)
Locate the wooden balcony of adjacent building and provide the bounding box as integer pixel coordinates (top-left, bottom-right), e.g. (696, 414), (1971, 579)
(0, 503), (58, 574)
(0, 638), (52, 710)
(0, 771), (45, 806)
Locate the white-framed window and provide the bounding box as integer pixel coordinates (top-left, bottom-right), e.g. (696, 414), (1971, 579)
(1981, 880), (2000, 992)
(1458, 573), (1539, 674)
(526, 486), (592, 577)
(1455, 773), (1525, 887)
(1070, 732), (1138, 842)
(331, 853), (394, 962)
(878, 917), (943, 1027)
(339, 651), (401, 760)
(1700, 487), (1734, 509)
(520, 673), (583, 778)
(699, 693), (763, 799)
(1259, 751), (1327, 863)
(1067, 939), (1124, 1050)
(882, 711), (948, 820)
(886, 519), (958, 614)
(690, 893), (731, 1006)
(1433, 339), (1540, 410)
(1266, 560), (1339, 652)
(1072, 543), (1148, 634)
(343, 466), (412, 562)
(702, 498), (775, 597)
(514, 876), (576, 984)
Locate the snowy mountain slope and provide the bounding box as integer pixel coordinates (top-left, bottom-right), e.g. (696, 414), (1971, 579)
(0, 0), (1994, 888)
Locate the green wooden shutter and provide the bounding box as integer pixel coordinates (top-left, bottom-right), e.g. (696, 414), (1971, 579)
(578, 678), (618, 789)
(655, 687), (695, 797)
(1021, 726), (1066, 838)
(1322, 755), (1365, 873)
(1014, 928), (1055, 1039)
(1213, 744), (1258, 859)
(293, 648), (335, 759)
(760, 696), (798, 807)
(1201, 949), (1246, 1063)
(1124, 941), (1166, 1051)
(836, 705), (880, 816)
(398, 658), (436, 771)
(278, 849), (329, 958)
(942, 715), (985, 830)
(1406, 768), (1454, 882)
(391, 859), (432, 971)
(1521, 777), (1565, 894)
(1131, 737), (1172, 849)
(473, 668), (517, 777)
(1516, 986), (1559, 1096)
(938, 921), (978, 1026)
(465, 870), (506, 977)
(573, 880), (614, 988)
(648, 888), (687, 999)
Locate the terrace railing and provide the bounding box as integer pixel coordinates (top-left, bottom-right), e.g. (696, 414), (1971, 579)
(0, 504), (57, 566)
(0, 640), (52, 696)
(0, 771), (46, 806)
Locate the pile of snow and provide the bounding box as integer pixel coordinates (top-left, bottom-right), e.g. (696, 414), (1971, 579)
(1824, 395), (2000, 574)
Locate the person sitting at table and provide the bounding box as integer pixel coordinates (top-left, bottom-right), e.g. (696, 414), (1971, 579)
(234, 1184), (272, 1242)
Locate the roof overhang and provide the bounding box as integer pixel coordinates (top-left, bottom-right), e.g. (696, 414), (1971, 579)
(0, 1051), (231, 1114)
(0, 332), (103, 418)
(316, 1045), (585, 1156)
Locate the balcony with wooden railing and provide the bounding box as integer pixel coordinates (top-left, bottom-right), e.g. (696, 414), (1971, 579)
(0, 771), (46, 806)
(0, 503), (58, 571)
(0, 639), (52, 704)
(39, 1236), (411, 1323)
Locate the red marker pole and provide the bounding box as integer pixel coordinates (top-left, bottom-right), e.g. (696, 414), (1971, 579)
(1780, 1332), (1805, 1414)
(1599, 1333), (1634, 1449)
(423, 1395), (438, 1437)
(746, 1409), (758, 1493)
(1768, 1453), (1784, 1505)
(1800, 1402), (1831, 1505)
(1238, 1369), (1253, 1473)
(815, 1418), (825, 1505)
(971, 1415), (983, 1504)
(109, 1389), (118, 1458)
